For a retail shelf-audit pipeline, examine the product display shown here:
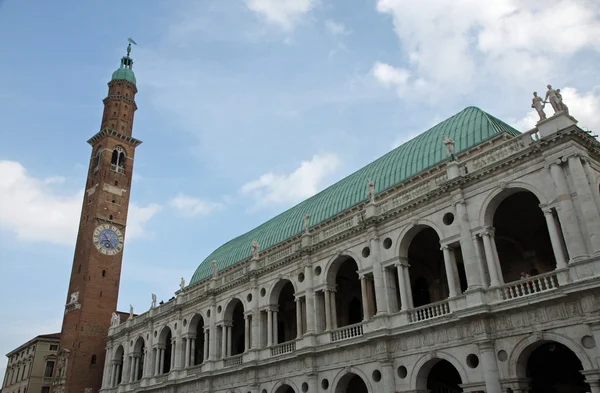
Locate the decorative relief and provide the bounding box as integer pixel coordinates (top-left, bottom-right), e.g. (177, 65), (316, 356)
(470, 136), (528, 170)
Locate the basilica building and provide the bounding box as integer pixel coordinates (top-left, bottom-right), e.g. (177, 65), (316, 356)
(56, 44), (600, 393)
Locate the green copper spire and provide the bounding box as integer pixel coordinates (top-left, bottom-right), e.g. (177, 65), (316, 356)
(111, 39), (137, 85)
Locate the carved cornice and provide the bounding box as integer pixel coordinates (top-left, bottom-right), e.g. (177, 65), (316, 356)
(87, 128), (143, 147)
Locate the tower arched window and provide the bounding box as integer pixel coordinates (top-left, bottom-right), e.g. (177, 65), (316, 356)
(110, 147), (126, 174)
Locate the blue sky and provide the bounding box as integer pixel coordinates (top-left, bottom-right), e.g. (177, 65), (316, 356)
(1, 0), (599, 377)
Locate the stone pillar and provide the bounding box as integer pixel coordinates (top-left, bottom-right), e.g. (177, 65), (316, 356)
(267, 309), (273, 346)
(244, 315), (250, 351)
(296, 298), (303, 337)
(159, 347), (165, 374)
(472, 234), (489, 288)
(226, 325), (232, 357)
(208, 303), (217, 361)
(324, 290), (332, 331)
(184, 337), (191, 368)
(549, 161), (587, 260)
(304, 264), (316, 333)
(403, 261), (414, 308)
(481, 230), (501, 287)
(395, 262), (409, 310)
(112, 361), (118, 386)
(542, 207), (568, 269)
(360, 276), (369, 320)
(170, 338), (176, 370)
(251, 282), (260, 349)
(455, 199), (482, 288)
(478, 341), (502, 393)
(133, 356), (139, 381)
(221, 325), (227, 358)
(330, 291), (338, 328)
(441, 245), (458, 297)
(370, 236), (389, 315)
(203, 330), (209, 362)
(154, 347), (160, 375)
(583, 160), (600, 212)
(569, 155), (600, 254)
(190, 336), (196, 365)
(273, 310), (279, 344)
(128, 355), (134, 382)
(102, 346), (112, 388)
(381, 361), (396, 393)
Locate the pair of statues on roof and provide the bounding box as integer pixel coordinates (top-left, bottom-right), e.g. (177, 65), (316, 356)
(532, 84), (569, 122)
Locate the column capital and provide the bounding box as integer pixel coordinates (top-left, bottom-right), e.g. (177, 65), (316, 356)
(541, 206), (554, 215)
(440, 244), (450, 251)
(453, 198), (466, 206)
(397, 256), (410, 267)
(480, 226), (495, 237)
(183, 333), (197, 340)
(155, 344), (166, 350)
(476, 341), (495, 352)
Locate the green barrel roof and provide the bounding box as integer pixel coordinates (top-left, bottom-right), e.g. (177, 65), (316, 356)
(189, 106), (520, 285)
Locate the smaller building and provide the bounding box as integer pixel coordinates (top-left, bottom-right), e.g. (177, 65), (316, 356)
(2, 334), (61, 393)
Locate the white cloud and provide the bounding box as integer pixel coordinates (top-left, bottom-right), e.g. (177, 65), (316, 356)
(373, 0), (600, 101)
(245, 0), (317, 30)
(325, 19), (351, 36)
(515, 87), (600, 131)
(241, 153), (340, 209)
(0, 160), (160, 246)
(169, 194), (225, 217)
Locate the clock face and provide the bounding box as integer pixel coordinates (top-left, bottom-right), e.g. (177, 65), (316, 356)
(93, 224), (124, 255)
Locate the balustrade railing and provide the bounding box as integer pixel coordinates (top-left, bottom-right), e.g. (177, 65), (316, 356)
(330, 323), (363, 342)
(497, 271), (559, 301)
(408, 300), (451, 323)
(155, 374), (168, 383)
(270, 340), (296, 356)
(223, 354), (243, 367)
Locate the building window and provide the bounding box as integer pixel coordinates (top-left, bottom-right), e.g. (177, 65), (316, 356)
(110, 146), (126, 174)
(44, 361), (54, 378)
(41, 387), (50, 393)
(49, 345), (58, 351)
(91, 355), (97, 365)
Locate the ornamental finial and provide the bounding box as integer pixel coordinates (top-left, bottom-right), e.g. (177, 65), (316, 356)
(127, 37), (138, 56)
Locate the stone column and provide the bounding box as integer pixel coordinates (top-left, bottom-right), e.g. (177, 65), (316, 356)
(102, 346), (112, 388)
(244, 315), (250, 351)
(441, 245), (458, 297)
(159, 346), (165, 374)
(133, 356), (139, 381)
(184, 337), (191, 368)
(226, 325), (232, 357)
(170, 338), (176, 370)
(569, 155), (600, 254)
(112, 361), (119, 386)
(273, 311), (279, 344)
(296, 298), (303, 337)
(403, 261), (414, 308)
(203, 330), (209, 362)
(472, 234), (489, 288)
(208, 303), (217, 361)
(542, 207), (568, 269)
(324, 290), (332, 331)
(481, 230), (502, 287)
(330, 291), (338, 328)
(304, 264), (316, 333)
(549, 161), (587, 260)
(478, 341), (502, 393)
(154, 347), (160, 375)
(360, 276), (369, 320)
(190, 336), (196, 365)
(267, 309), (273, 346)
(370, 236), (389, 315)
(221, 325), (227, 358)
(455, 199), (482, 288)
(583, 160), (600, 212)
(395, 262), (409, 310)
(251, 282), (260, 349)
(128, 355), (134, 382)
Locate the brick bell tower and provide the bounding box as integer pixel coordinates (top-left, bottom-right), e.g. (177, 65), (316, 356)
(52, 41), (142, 393)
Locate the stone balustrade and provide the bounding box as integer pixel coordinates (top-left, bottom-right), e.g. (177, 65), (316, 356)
(330, 323), (364, 343)
(270, 340), (297, 356)
(495, 271), (559, 301)
(223, 354), (243, 368)
(408, 299), (451, 323)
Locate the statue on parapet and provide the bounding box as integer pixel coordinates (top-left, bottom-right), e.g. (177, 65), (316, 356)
(303, 213), (310, 234)
(532, 91), (547, 121)
(556, 89), (569, 115)
(180, 277), (186, 291)
(151, 293), (157, 308)
(442, 136), (456, 161)
(212, 260), (218, 278)
(111, 312), (120, 327)
(251, 240), (260, 260)
(69, 291), (79, 304)
(129, 305), (134, 319)
(367, 179), (375, 203)
(544, 85), (561, 114)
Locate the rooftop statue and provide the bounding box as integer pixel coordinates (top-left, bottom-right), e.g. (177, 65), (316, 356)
(303, 213), (310, 234)
(251, 240), (260, 260)
(442, 136), (456, 161)
(532, 92), (547, 121)
(367, 179), (375, 203)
